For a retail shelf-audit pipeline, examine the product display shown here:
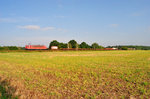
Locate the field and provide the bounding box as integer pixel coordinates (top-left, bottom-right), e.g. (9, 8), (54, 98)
(0, 51), (150, 98)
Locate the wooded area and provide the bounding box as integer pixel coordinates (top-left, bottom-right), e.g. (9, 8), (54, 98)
(0, 40), (150, 50)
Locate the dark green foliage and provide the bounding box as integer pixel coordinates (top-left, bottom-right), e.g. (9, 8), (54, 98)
(79, 42), (91, 48)
(49, 40), (60, 48)
(91, 43), (104, 49)
(0, 47), (5, 50)
(107, 45), (150, 50)
(49, 40), (104, 49)
(7, 46), (19, 50)
(0, 46), (19, 50)
(91, 43), (99, 49)
(68, 40), (77, 48)
(49, 40), (68, 49)
(0, 47), (9, 50)
(121, 46), (128, 50)
(58, 43), (67, 48)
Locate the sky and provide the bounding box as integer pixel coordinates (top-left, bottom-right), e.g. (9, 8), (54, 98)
(0, 0), (150, 47)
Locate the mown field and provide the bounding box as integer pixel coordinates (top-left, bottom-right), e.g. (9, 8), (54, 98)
(0, 51), (150, 98)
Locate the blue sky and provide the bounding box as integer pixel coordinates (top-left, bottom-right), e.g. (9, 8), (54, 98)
(0, 0), (150, 47)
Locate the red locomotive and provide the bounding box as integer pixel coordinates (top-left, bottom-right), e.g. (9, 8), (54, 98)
(25, 45), (47, 50)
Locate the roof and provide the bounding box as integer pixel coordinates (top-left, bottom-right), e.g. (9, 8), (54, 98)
(25, 45), (47, 50)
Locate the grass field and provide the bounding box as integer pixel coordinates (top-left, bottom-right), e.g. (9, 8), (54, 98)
(0, 51), (150, 98)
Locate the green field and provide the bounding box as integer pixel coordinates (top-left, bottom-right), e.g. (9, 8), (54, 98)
(0, 51), (150, 98)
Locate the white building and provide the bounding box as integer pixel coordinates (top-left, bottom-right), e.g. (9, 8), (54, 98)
(51, 46), (58, 50)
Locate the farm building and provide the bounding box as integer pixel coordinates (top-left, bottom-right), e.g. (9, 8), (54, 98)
(104, 48), (118, 50)
(51, 46), (58, 50)
(25, 45), (48, 50)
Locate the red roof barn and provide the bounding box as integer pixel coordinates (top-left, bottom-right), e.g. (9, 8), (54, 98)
(25, 45), (48, 50)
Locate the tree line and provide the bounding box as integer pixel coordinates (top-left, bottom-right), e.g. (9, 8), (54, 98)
(49, 40), (104, 49)
(107, 45), (150, 50)
(0, 46), (23, 50)
(0, 40), (150, 50)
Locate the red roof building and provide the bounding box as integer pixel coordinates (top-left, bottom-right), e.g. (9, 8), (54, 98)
(25, 45), (48, 50)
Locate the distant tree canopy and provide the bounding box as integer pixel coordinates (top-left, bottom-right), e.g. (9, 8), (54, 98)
(68, 40), (77, 48)
(0, 46), (7, 50)
(1, 41), (150, 51)
(91, 43), (104, 49)
(49, 40), (67, 49)
(0, 46), (20, 50)
(91, 43), (99, 49)
(49, 40), (59, 48)
(121, 46), (128, 50)
(79, 42), (91, 48)
(49, 40), (104, 49)
(58, 43), (67, 49)
(107, 45), (150, 50)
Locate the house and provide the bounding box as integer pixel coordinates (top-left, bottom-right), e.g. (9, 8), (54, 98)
(104, 48), (118, 50)
(51, 46), (58, 50)
(25, 45), (47, 50)
(128, 48), (136, 50)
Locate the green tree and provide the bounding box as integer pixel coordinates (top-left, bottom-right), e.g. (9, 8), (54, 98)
(99, 45), (104, 49)
(91, 43), (99, 49)
(79, 42), (90, 48)
(8, 46), (19, 50)
(0, 46), (19, 50)
(49, 40), (60, 48)
(0, 46), (5, 50)
(58, 43), (67, 48)
(67, 43), (72, 48)
(68, 40), (77, 48)
(121, 46), (128, 50)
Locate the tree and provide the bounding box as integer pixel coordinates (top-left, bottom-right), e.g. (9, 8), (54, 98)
(67, 43), (72, 48)
(68, 40), (77, 48)
(79, 42), (90, 48)
(0, 46), (5, 50)
(49, 40), (60, 48)
(58, 43), (67, 48)
(99, 45), (104, 49)
(121, 46), (128, 50)
(91, 43), (100, 49)
(8, 46), (19, 50)
(0, 46), (19, 50)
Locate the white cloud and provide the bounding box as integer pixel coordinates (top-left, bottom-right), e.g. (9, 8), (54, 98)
(18, 25), (40, 30)
(42, 27), (55, 31)
(110, 24), (119, 28)
(18, 25), (67, 32)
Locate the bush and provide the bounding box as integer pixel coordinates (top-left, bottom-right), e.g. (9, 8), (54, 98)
(121, 46), (128, 50)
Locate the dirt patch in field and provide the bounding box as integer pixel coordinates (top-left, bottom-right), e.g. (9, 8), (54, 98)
(0, 75), (49, 99)
(0, 77), (17, 98)
(148, 58), (150, 60)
